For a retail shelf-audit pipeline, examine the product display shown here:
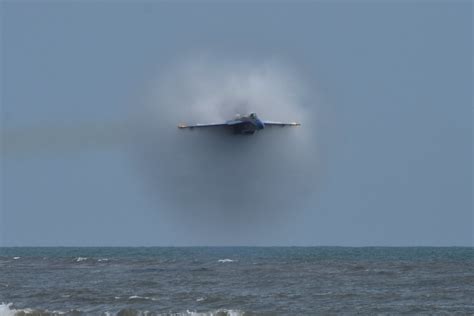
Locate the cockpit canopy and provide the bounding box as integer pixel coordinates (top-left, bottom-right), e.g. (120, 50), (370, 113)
(249, 113), (257, 119)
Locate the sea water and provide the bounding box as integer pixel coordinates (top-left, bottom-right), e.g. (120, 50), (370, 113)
(0, 247), (473, 315)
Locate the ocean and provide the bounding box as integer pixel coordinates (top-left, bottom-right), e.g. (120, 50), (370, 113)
(0, 247), (473, 315)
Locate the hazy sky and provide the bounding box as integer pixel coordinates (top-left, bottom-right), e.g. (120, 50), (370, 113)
(1, 1), (472, 246)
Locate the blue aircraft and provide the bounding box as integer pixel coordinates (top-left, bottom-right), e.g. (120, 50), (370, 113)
(178, 112), (300, 135)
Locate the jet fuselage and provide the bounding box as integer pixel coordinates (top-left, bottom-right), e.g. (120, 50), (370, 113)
(228, 114), (265, 135)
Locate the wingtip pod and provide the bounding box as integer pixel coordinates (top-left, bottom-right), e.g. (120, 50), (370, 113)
(178, 123), (187, 129)
(291, 122), (301, 126)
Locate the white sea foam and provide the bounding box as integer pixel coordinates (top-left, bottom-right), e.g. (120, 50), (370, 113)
(12, 257), (20, 260)
(98, 258), (109, 262)
(185, 310), (244, 316)
(0, 303), (16, 316)
(0, 303), (244, 316)
(128, 295), (158, 301)
(196, 297), (205, 302)
(0, 303), (36, 316)
(74, 257), (88, 262)
(218, 259), (234, 263)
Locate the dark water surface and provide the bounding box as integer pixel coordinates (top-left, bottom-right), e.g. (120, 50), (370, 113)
(1, 247), (473, 315)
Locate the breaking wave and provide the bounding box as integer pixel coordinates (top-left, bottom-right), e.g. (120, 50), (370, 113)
(74, 257), (88, 262)
(0, 303), (246, 316)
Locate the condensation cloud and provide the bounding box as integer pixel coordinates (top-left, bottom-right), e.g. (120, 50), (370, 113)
(137, 57), (320, 244)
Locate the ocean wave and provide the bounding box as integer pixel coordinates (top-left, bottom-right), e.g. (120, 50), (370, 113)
(0, 302), (71, 316)
(0, 303), (245, 316)
(186, 310), (244, 316)
(74, 257), (88, 262)
(0, 303), (17, 316)
(128, 295), (158, 301)
(217, 259), (234, 263)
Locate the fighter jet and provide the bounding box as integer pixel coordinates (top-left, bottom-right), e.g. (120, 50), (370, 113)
(178, 113), (300, 135)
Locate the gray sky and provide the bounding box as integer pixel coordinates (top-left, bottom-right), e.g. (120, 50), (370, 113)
(1, 1), (472, 246)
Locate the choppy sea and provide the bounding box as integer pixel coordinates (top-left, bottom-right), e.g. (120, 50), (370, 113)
(0, 247), (473, 315)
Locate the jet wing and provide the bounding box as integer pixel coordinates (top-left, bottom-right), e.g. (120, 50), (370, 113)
(224, 120), (246, 126)
(177, 122), (227, 129)
(262, 121), (301, 127)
